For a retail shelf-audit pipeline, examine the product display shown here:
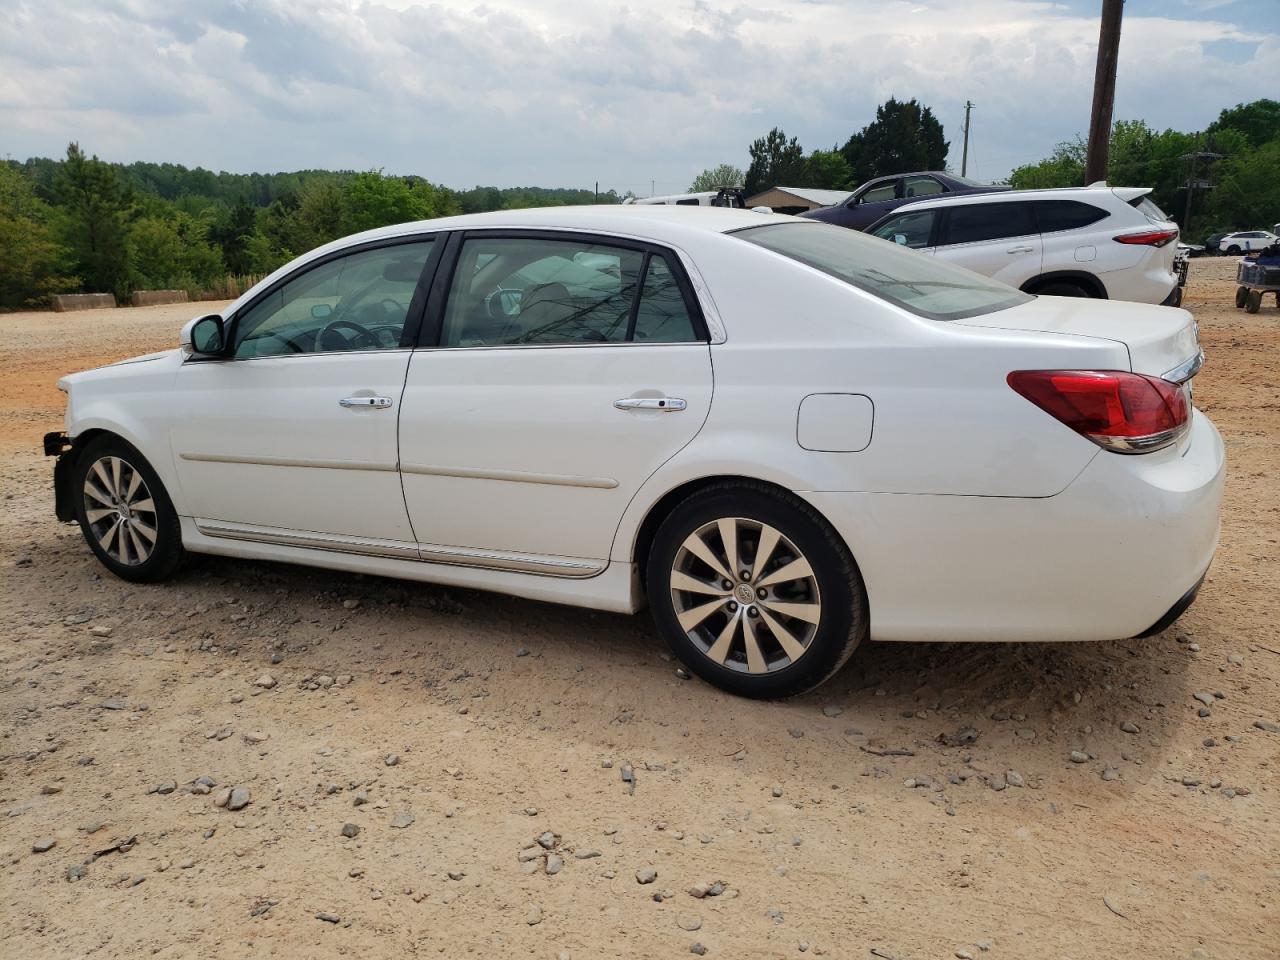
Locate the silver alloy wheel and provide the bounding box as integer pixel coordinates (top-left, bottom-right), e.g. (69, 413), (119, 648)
(669, 517), (822, 674)
(82, 455), (158, 566)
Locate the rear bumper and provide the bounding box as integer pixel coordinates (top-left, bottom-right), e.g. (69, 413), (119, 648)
(802, 410), (1225, 642)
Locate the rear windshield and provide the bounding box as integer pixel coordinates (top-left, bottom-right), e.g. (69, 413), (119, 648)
(1128, 194), (1170, 222)
(735, 221), (1031, 321)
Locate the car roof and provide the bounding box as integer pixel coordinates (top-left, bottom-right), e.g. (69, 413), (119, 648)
(881, 185), (1141, 215)
(320, 205), (790, 253)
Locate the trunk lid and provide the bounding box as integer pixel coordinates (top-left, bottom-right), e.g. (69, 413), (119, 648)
(956, 295), (1200, 379)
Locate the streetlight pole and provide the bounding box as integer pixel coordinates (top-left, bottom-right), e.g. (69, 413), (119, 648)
(960, 101), (974, 177)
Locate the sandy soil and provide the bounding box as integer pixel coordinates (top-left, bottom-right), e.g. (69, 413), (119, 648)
(1, 264), (1277, 959)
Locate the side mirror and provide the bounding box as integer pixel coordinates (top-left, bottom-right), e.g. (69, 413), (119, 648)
(893, 233), (908, 246)
(311, 303), (334, 320)
(180, 314), (226, 357)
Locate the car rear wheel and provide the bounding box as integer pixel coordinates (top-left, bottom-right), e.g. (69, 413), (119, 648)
(646, 482), (867, 699)
(73, 435), (185, 583)
(1226, 245), (1242, 255)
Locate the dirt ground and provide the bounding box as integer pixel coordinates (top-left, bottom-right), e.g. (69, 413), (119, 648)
(1, 261), (1277, 960)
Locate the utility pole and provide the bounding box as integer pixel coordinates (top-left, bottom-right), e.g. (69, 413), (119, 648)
(1085, 0), (1124, 184)
(594, 180), (598, 202)
(651, 179), (655, 197)
(960, 101), (974, 177)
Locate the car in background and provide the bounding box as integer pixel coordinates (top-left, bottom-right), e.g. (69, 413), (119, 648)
(866, 185), (1184, 306)
(623, 187), (746, 208)
(46, 207), (1220, 699)
(801, 171), (1007, 231)
(1203, 232), (1228, 256)
(1218, 230), (1279, 255)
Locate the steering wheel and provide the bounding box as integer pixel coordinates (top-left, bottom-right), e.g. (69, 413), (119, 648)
(318, 318), (378, 351)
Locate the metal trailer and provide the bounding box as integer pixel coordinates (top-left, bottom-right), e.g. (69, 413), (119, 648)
(1234, 258), (1280, 314)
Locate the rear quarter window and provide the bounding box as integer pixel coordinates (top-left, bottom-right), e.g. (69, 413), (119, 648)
(1129, 195), (1170, 222)
(1033, 200), (1109, 233)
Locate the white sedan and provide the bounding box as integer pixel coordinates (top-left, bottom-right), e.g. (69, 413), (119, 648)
(48, 207), (1224, 698)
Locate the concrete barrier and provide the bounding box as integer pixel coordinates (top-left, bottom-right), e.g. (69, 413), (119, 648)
(51, 293), (116, 312)
(130, 289), (190, 307)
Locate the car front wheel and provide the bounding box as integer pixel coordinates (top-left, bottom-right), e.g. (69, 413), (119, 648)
(73, 435), (185, 583)
(646, 483), (867, 698)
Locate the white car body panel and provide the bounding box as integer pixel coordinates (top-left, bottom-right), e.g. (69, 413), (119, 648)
(55, 206), (1224, 645)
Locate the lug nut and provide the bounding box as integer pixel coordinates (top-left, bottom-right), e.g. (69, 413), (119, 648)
(740, 571), (751, 581)
(727, 601), (739, 612)
(721, 579), (733, 590)
(757, 588), (767, 599)
(747, 606), (759, 618)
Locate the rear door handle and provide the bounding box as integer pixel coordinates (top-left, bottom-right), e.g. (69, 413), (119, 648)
(339, 396), (393, 409)
(1006, 246), (1034, 254)
(614, 397), (687, 412)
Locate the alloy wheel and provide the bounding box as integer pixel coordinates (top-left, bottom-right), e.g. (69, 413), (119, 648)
(82, 455), (158, 566)
(669, 517), (822, 674)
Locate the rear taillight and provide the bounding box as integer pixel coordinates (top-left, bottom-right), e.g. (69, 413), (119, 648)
(1114, 229), (1178, 247)
(1007, 370), (1189, 453)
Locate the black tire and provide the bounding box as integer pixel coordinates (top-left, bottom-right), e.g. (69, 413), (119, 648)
(1235, 286), (1249, 308)
(1035, 281), (1092, 298)
(1226, 245), (1241, 256)
(646, 481), (867, 699)
(72, 434), (185, 583)
(1244, 289), (1262, 314)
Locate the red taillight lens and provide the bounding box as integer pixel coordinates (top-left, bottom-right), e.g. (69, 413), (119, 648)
(1113, 229), (1178, 247)
(1007, 370), (1189, 453)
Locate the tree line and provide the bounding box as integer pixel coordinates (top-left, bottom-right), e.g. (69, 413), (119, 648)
(0, 145), (619, 309)
(689, 97), (1278, 241)
(1008, 99), (1279, 240)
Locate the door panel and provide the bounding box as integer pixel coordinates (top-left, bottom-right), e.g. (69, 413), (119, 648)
(399, 344), (713, 562)
(172, 353), (416, 541)
(933, 203), (1042, 286)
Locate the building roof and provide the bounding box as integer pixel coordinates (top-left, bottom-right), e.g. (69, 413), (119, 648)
(752, 186), (852, 207)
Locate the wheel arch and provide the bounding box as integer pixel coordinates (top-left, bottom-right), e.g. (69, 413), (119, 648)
(629, 474), (854, 592)
(1020, 271), (1108, 299)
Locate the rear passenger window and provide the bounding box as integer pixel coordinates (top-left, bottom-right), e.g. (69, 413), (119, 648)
(440, 236), (702, 347)
(1034, 200), (1109, 233)
(633, 255), (697, 342)
(940, 203), (1036, 245)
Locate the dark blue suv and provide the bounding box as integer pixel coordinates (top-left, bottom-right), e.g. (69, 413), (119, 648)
(802, 171), (1008, 231)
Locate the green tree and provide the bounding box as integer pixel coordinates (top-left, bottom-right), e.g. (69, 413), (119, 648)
(689, 164), (744, 192)
(342, 171), (433, 234)
(209, 198), (258, 275)
(1008, 137), (1086, 189)
(0, 164), (77, 308)
(744, 128), (806, 196)
(52, 142), (133, 296)
(800, 150), (854, 191)
(840, 98), (948, 184)
(127, 213), (224, 292)
(1207, 140), (1280, 234)
(1206, 99), (1280, 150)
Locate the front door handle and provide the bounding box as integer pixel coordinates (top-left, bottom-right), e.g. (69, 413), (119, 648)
(339, 396), (393, 409)
(614, 397), (687, 412)
(1006, 245), (1035, 254)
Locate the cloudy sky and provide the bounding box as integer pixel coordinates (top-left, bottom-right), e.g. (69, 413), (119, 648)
(1, 0), (1276, 194)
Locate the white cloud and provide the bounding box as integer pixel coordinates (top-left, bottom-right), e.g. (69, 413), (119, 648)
(0, 0), (1274, 191)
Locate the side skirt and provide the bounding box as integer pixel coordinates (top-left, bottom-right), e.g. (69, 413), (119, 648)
(181, 518), (641, 614)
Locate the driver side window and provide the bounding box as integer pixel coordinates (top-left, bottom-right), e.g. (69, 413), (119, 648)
(231, 240), (434, 359)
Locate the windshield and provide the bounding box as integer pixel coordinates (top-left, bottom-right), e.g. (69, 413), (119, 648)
(735, 221), (1031, 321)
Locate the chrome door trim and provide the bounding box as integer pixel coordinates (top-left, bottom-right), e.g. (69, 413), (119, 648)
(339, 396), (394, 409)
(613, 397), (687, 412)
(192, 520), (606, 578)
(399, 463), (619, 489)
(179, 452), (398, 472)
(416, 542), (605, 578)
(194, 520), (421, 559)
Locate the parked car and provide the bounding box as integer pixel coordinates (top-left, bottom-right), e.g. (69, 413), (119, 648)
(1204, 232), (1228, 255)
(866, 185), (1185, 305)
(623, 187), (745, 208)
(46, 208), (1222, 699)
(801, 171), (1007, 231)
(1218, 230), (1279, 255)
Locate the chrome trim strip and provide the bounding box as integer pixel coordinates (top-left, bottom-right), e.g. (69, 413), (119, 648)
(400, 463), (618, 489)
(416, 542), (605, 578)
(1162, 349), (1204, 385)
(193, 520), (606, 578)
(195, 520), (421, 559)
(180, 453), (398, 472)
